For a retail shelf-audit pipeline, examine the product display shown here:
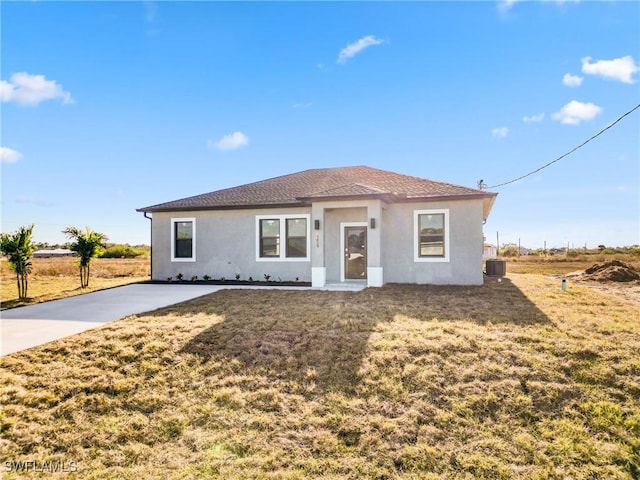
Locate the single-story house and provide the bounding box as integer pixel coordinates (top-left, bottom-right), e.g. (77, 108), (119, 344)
(483, 243), (498, 259)
(137, 166), (497, 287)
(33, 248), (76, 258)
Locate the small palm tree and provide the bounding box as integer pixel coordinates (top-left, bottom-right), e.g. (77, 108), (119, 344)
(63, 226), (108, 288)
(0, 224), (35, 299)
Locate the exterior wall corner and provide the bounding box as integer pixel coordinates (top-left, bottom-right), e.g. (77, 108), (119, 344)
(312, 267), (326, 287)
(367, 267), (384, 287)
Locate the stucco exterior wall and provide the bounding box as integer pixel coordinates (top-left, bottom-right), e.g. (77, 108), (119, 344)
(323, 207), (367, 283)
(381, 199), (485, 285)
(151, 207), (312, 282)
(149, 197), (485, 285)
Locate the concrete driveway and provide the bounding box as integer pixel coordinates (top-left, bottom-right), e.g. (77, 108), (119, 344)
(1, 284), (225, 356)
(1, 282), (364, 356)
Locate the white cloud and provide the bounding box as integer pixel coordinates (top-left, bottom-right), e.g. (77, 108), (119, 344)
(562, 73), (583, 87)
(491, 127), (509, 138)
(497, 0), (520, 14)
(293, 102), (313, 109)
(499, 0), (577, 14)
(581, 56), (639, 84)
(552, 100), (602, 125)
(16, 195), (37, 204)
(209, 131), (249, 151)
(144, 1), (158, 23)
(337, 35), (384, 64)
(523, 113), (545, 123)
(143, 1), (160, 36)
(16, 195), (52, 207)
(0, 72), (73, 106)
(0, 147), (23, 164)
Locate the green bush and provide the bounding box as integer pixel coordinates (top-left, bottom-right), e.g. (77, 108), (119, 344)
(500, 245), (520, 257)
(99, 245), (146, 259)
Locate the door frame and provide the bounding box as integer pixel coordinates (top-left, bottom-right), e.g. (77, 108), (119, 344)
(340, 222), (368, 282)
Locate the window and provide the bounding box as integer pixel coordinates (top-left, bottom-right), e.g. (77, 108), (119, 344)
(286, 218), (307, 258)
(260, 219), (280, 257)
(256, 214), (310, 261)
(419, 213), (444, 257)
(171, 218), (195, 262)
(414, 209), (449, 262)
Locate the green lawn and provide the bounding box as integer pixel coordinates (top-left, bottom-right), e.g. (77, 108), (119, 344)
(1, 274), (639, 479)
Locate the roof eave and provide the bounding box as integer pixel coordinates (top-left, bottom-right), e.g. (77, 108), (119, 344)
(395, 192), (498, 222)
(136, 201), (310, 213)
(137, 191), (498, 213)
(391, 192), (497, 203)
(482, 194), (498, 222)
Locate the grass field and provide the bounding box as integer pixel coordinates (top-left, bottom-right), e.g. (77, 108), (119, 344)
(1, 257), (150, 309)
(2, 253), (636, 310)
(506, 253), (640, 275)
(1, 274), (638, 479)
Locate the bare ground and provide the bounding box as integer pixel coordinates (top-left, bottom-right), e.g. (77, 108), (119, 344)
(552, 260), (640, 306)
(563, 277), (640, 306)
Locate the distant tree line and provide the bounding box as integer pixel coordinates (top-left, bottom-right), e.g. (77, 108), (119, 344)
(33, 242), (150, 258)
(498, 242), (640, 258)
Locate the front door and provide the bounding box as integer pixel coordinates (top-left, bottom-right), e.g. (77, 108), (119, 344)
(344, 226), (367, 280)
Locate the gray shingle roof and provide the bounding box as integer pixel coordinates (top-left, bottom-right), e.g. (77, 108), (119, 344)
(137, 166), (496, 213)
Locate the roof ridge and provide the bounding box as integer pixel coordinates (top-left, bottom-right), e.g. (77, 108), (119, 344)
(359, 165), (487, 194)
(137, 165), (496, 212)
(308, 181), (387, 196)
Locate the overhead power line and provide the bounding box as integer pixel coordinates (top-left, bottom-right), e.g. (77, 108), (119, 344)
(481, 102), (640, 190)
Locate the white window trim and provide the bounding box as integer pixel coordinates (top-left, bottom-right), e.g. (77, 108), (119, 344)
(413, 209), (450, 263)
(171, 217), (196, 262)
(255, 214), (310, 262)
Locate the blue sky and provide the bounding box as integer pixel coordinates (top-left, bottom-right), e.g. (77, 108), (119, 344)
(1, 1), (639, 248)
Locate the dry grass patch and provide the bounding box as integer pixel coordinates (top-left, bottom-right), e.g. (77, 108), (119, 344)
(1, 275), (639, 479)
(506, 255), (640, 307)
(506, 254), (640, 275)
(1, 257), (150, 309)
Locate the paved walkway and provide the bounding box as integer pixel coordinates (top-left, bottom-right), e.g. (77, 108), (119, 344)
(0, 284), (227, 356)
(1, 282), (365, 356)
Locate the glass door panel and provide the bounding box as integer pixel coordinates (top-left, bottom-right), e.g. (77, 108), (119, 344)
(345, 226), (367, 279)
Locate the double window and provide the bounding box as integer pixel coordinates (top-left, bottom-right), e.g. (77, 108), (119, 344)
(171, 218), (195, 261)
(256, 214), (310, 261)
(414, 209), (449, 262)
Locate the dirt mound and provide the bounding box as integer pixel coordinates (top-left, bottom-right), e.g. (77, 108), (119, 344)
(582, 260), (640, 282)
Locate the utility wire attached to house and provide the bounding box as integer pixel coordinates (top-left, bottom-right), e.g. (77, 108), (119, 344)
(479, 102), (640, 190)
